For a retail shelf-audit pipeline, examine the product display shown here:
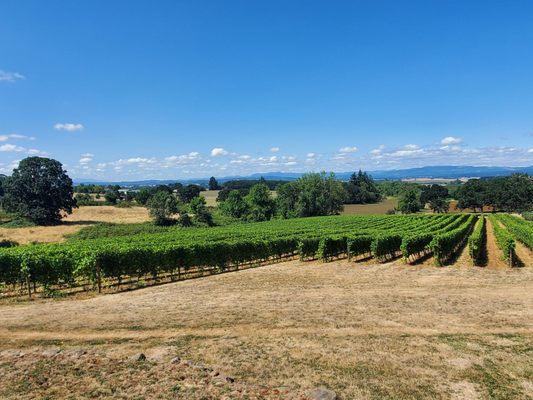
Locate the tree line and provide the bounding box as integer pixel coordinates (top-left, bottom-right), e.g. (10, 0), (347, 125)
(1, 156), (531, 227)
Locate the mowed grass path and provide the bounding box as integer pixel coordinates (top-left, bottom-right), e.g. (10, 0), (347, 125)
(1, 259), (531, 399)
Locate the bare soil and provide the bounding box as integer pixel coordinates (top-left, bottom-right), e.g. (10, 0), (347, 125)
(0, 206), (150, 244)
(1, 259), (531, 399)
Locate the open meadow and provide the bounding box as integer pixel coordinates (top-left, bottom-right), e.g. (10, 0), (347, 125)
(1, 257), (532, 399)
(0, 206), (150, 244)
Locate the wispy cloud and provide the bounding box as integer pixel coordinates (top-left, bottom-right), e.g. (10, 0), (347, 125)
(0, 144), (25, 152)
(339, 146), (358, 153)
(54, 123), (84, 132)
(0, 134), (35, 142)
(270, 147), (280, 153)
(0, 70), (25, 83)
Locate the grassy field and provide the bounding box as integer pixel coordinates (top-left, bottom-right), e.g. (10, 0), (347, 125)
(201, 190), (220, 207)
(0, 258), (531, 399)
(0, 206), (150, 244)
(342, 197), (398, 215)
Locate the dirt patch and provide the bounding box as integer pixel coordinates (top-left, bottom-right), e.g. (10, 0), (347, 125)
(1, 259), (532, 399)
(484, 218), (511, 269)
(0, 206), (150, 244)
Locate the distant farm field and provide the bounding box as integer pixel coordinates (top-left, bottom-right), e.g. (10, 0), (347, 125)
(0, 206), (149, 244)
(342, 197), (398, 215)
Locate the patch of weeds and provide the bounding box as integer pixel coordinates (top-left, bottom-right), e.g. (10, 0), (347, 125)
(171, 384), (181, 393)
(42, 286), (67, 298)
(464, 360), (525, 399)
(172, 334), (209, 350)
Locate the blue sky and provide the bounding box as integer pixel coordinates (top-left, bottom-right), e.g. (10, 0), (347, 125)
(1, 0), (532, 180)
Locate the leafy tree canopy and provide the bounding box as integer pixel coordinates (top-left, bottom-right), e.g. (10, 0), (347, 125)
(2, 157), (77, 225)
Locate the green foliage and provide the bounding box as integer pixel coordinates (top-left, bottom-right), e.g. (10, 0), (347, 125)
(317, 236), (347, 261)
(420, 184), (449, 205)
(377, 181), (421, 197)
(456, 174), (533, 212)
(146, 191), (180, 226)
(371, 234), (403, 261)
(135, 188), (153, 205)
(428, 197), (450, 213)
(178, 185), (202, 203)
(344, 170), (382, 204)
(1, 157), (77, 225)
(468, 216), (486, 266)
(495, 214), (532, 250)
(522, 212), (533, 221)
(397, 187), (421, 214)
(189, 196), (213, 226)
(208, 176), (220, 190)
(401, 214), (469, 262)
(0, 239), (18, 248)
(277, 172), (345, 218)
(346, 235), (373, 259)
(104, 189), (120, 204)
(219, 190), (249, 219)
(430, 215), (477, 265)
(245, 183), (275, 222)
(2, 214), (455, 291)
(488, 215), (516, 264)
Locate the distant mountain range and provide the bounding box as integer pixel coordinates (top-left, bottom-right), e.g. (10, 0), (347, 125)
(73, 165), (533, 187)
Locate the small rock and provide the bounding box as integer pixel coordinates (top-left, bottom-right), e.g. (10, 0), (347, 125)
(306, 387), (337, 400)
(130, 353), (146, 362)
(170, 356), (181, 364)
(67, 348), (87, 359)
(41, 347), (61, 357)
(214, 374), (235, 383)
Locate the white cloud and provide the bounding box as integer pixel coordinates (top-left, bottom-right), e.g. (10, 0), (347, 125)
(54, 123), (84, 132)
(270, 147), (280, 152)
(306, 152), (316, 158)
(79, 157), (92, 164)
(27, 149), (47, 156)
(339, 146), (358, 153)
(0, 70), (25, 82)
(211, 147), (228, 156)
(0, 134), (35, 142)
(370, 145), (385, 156)
(441, 136), (462, 145)
(0, 143), (25, 152)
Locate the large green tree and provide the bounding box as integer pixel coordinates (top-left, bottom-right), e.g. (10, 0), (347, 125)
(276, 172), (346, 218)
(344, 170), (382, 204)
(456, 179), (487, 212)
(208, 176), (220, 190)
(219, 189), (249, 218)
(420, 184), (449, 213)
(245, 183), (276, 222)
(397, 187), (421, 214)
(146, 191), (180, 225)
(2, 157), (77, 225)
(189, 196), (213, 225)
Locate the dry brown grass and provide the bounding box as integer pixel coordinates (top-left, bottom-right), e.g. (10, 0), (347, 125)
(1, 258), (531, 399)
(0, 206), (150, 244)
(342, 197), (398, 215)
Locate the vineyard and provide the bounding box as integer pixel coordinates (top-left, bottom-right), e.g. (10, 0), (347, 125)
(0, 213), (531, 298)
